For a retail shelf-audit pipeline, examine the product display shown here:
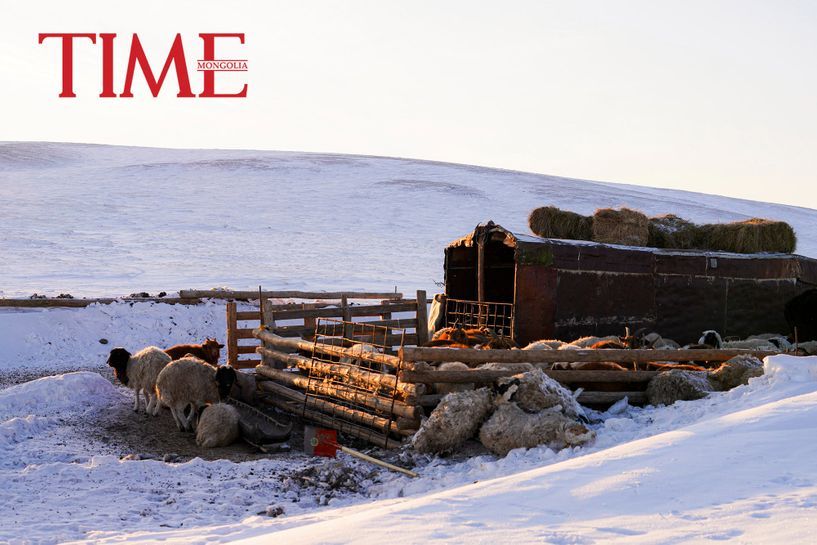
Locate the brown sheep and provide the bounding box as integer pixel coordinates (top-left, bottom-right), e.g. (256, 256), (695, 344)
(165, 337), (224, 366)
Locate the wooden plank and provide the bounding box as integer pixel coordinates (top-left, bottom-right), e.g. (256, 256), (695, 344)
(415, 289), (429, 345)
(352, 333), (417, 346)
(254, 328), (404, 369)
(180, 289), (403, 300)
(255, 366), (422, 420)
(235, 311), (261, 321)
(348, 302), (419, 316)
(400, 367), (658, 384)
(226, 302), (238, 367)
(234, 329), (256, 339)
(270, 301), (420, 321)
(0, 297), (202, 308)
(399, 347), (778, 365)
(236, 344), (259, 354)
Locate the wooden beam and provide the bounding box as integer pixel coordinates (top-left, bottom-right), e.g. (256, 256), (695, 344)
(257, 394), (399, 449)
(255, 366), (422, 420)
(399, 347), (778, 365)
(415, 290), (429, 346)
(0, 297), (202, 308)
(180, 289), (403, 300)
(226, 302), (238, 367)
(419, 391), (649, 406)
(400, 367), (658, 384)
(257, 381), (414, 437)
(255, 347), (423, 399)
(254, 328), (404, 369)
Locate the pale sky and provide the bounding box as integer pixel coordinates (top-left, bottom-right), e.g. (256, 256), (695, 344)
(1, 1), (815, 208)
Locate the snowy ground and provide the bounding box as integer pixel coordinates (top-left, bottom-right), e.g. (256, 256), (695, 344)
(4, 143), (817, 544)
(3, 142), (817, 298)
(2, 357), (815, 544)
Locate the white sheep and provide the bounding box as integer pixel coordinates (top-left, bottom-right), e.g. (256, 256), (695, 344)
(196, 403), (241, 447)
(569, 335), (619, 348)
(107, 346), (172, 415)
(155, 357), (236, 431)
(522, 339), (563, 350)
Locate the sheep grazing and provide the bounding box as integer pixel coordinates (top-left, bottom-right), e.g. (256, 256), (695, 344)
(433, 362), (475, 395)
(646, 369), (716, 406)
(155, 357), (237, 431)
(479, 402), (595, 456)
(411, 388), (493, 455)
(165, 337), (224, 366)
(709, 355), (764, 390)
(106, 346), (172, 415)
(195, 403), (241, 447)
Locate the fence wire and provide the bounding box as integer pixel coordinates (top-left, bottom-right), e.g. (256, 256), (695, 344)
(444, 298), (514, 338)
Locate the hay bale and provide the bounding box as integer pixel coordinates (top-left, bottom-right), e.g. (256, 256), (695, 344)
(646, 369), (716, 406)
(698, 218), (796, 254)
(592, 207), (650, 246)
(496, 368), (584, 420)
(434, 362), (475, 395)
(479, 402), (595, 456)
(709, 355), (764, 390)
(411, 388), (493, 455)
(529, 206), (593, 240)
(648, 214), (699, 249)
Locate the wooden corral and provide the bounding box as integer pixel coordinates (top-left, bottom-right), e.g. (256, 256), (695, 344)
(227, 290), (430, 369)
(444, 222), (817, 345)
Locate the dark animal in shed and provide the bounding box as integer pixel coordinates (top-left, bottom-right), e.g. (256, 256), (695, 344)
(785, 289), (817, 342)
(165, 337), (224, 366)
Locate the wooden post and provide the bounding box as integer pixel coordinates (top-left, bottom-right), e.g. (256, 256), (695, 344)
(477, 240), (485, 303)
(415, 289), (429, 345)
(341, 295), (353, 342)
(226, 302), (238, 367)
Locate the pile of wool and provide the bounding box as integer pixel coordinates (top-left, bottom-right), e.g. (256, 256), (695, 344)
(646, 369), (717, 406)
(709, 355), (764, 390)
(495, 368), (584, 420)
(411, 388), (493, 455)
(479, 403), (595, 456)
(592, 207), (650, 246)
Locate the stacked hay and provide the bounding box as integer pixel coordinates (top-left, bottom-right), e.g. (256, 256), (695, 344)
(479, 403), (594, 456)
(528, 206), (593, 240)
(648, 214), (699, 249)
(591, 208), (650, 246)
(528, 205), (796, 254)
(646, 369), (717, 406)
(709, 355), (764, 390)
(411, 388), (493, 455)
(698, 218), (796, 254)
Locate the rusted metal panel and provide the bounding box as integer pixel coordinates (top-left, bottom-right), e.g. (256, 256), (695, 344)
(654, 253), (707, 276)
(514, 263), (556, 344)
(552, 270), (656, 340)
(796, 257), (817, 285)
(724, 279), (799, 338)
(654, 275), (727, 345)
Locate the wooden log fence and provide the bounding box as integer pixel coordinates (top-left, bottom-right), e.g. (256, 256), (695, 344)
(399, 347), (778, 366)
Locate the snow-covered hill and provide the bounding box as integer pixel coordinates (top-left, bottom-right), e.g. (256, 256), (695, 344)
(2, 142), (815, 298)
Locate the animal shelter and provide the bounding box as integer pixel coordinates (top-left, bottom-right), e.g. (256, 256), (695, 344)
(442, 222), (817, 345)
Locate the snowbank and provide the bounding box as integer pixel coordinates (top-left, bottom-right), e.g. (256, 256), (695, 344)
(764, 354), (817, 382)
(0, 371), (120, 419)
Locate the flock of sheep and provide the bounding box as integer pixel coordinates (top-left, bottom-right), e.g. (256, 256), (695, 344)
(104, 338), (254, 448)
